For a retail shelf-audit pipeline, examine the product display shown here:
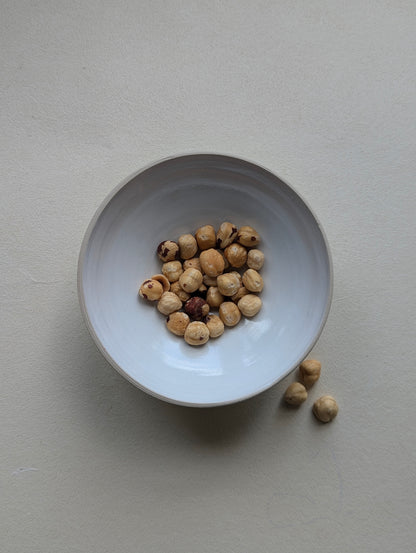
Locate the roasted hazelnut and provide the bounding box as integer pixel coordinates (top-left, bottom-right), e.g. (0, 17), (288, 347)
(313, 395), (339, 423)
(157, 292), (182, 315)
(184, 321), (210, 346)
(299, 359), (321, 388)
(284, 382), (308, 406)
(170, 281), (191, 302)
(247, 249), (264, 270)
(216, 222), (238, 249)
(229, 271), (242, 284)
(195, 225), (216, 250)
(242, 269), (263, 293)
(162, 260), (183, 283)
(231, 286), (249, 303)
(237, 225), (260, 247)
(224, 243), (247, 268)
(198, 284), (208, 294)
(139, 279), (163, 301)
(183, 257), (202, 272)
(166, 312), (190, 336)
(199, 248), (225, 277)
(238, 294), (262, 317)
(151, 273), (170, 292)
(205, 314), (225, 338)
(217, 272), (241, 297)
(178, 234), (198, 260)
(206, 286), (224, 308)
(219, 302), (241, 327)
(179, 268), (203, 293)
(203, 274), (217, 287)
(184, 297), (209, 320)
(157, 240), (179, 262)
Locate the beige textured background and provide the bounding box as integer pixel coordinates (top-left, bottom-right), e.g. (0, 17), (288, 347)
(1, 1), (415, 552)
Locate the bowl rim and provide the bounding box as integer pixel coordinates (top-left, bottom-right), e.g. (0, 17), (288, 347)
(77, 152), (333, 407)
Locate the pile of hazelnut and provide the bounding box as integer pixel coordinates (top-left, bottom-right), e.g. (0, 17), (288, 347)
(138, 223), (264, 346)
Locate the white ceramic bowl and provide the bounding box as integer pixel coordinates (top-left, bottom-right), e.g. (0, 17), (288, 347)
(78, 154), (332, 407)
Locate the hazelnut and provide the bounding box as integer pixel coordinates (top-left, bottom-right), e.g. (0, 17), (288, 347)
(205, 314), (225, 338)
(157, 292), (182, 315)
(200, 248), (225, 277)
(162, 260), (183, 283)
(170, 281), (190, 302)
(184, 321), (210, 346)
(157, 240), (179, 262)
(313, 395), (339, 423)
(229, 271), (242, 284)
(217, 272), (241, 297)
(247, 249), (264, 270)
(237, 294), (262, 317)
(198, 283), (208, 294)
(231, 286), (249, 303)
(218, 249), (230, 270)
(206, 286), (224, 308)
(151, 273), (170, 292)
(179, 268), (203, 293)
(203, 274), (217, 287)
(183, 257), (202, 272)
(184, 297), (209, 320)
(284, 382), (308, 406)
(216, 222), (238, 249)
(178, 234), (198, 260)
(195, 225), (216, 250)
(237, 225), (260, 247)
(166, 312), (190, 336)
(299, 359), (321, 388)
(219, 302), (241, 327)
(242, 269), (264, 293)
(139, 279), (163, 301)
(224, 243), (247, 268)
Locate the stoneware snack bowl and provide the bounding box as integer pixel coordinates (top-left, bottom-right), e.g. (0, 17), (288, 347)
(78, 154), (332, 407)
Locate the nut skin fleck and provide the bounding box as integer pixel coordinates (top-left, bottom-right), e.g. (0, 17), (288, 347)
(284, 382), (308, 406)
(313, 395), (339, 423)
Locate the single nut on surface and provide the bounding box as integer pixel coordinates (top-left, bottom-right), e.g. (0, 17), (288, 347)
(183, 257), (202, 272)
(162, 260), (183, 283)
(217, 272), (241, 297)
(284, 382), (308, 406)
(195, 225), (216, 250)
(206, 286), (224, 308)
(157, 240), (179, 262)
(157, 292), (182, 315)
(184, 321), (210, 346)
(231, 286), (249, 303)
(313, 395), (339, 423)
(179, 268), (203, 293)
(151, 273), (170, 292)
(200, 248), (225, 277)
(216, 222), (238, 249)
(237, 225), (260, 247)
(170, 281), (190, 302)
(205, 314), (225, 338)
(203, 274), (217, 287)
(299, 359), (321, 388)
(166, 312), (190, 336)
(238, 294), (262, 317)
(178, 234), (198, 260)
(224, 243), (247, 268)
(184, 297), (209, 320)
(219, 302), (241, 327)
(139, 279), (164, 301)
(247, 249), (265, 270)
(242, 269), (264, 293)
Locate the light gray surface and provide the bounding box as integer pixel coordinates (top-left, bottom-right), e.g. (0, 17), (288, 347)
(1, 1), (415, 552)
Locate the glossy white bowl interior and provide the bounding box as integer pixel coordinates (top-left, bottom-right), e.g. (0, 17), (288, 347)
(78, 154), (332, 406)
